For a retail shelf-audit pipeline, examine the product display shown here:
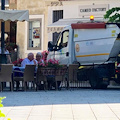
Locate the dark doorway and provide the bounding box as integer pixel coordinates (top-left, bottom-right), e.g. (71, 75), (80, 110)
(10, 21), (16, 43)
(6, 21), (17, 52)
(6, 21), (17, 62)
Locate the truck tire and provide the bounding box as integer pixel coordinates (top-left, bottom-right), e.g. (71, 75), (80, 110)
(89, 70), (101, 89)
(89, 64), (110, 89)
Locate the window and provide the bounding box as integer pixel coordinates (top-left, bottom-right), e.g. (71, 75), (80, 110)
(62, 31), (69, 44)
(28, 19), (42, 50)
(57, 34), (62, 47)
(53, 10), (63, 44)
(57, 30), (69, 49)
(53, 10), (63, 23)
(61, 30), (69, 48)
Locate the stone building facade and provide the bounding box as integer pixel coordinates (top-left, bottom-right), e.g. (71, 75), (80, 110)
(15, 0), (120, 58)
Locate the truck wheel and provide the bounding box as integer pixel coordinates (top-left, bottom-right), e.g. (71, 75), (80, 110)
(89, 71), (101, 89)
(89, 76), (98, 89)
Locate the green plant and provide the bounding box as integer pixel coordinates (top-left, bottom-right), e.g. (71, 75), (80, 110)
(12, 58), (24, 66)
(104, 7), (120, 22)
(0, 97), (11, 120)
(42, 50), (49, 61)
(0, 97), (6, 118)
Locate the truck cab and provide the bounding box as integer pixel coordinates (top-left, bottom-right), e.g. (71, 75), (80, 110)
(47, 26), (75, 65)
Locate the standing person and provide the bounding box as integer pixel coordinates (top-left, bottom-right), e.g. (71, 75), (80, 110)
(21, 52), (37, 67)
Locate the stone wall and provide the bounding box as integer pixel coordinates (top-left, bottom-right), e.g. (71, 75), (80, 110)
(17, 0), (47, 58)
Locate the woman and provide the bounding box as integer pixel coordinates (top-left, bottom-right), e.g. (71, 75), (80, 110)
(35, 52), (44, 64)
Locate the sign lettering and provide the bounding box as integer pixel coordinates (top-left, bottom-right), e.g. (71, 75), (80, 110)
(80, 8), (107, 13)
(51, 2), (63, 6)
(79, 4), (109, 17)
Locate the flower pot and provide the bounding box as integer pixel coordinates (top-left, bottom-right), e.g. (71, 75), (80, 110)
(39, 67), (56, 76)
(55, 67), (67, 76)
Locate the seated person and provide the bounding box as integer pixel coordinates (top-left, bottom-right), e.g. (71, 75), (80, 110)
(21, 52), (37, 67)
(35, 52), (44, 63)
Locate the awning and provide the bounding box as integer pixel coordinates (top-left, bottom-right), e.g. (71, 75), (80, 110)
(47, 19), (81, 33)
(0, 10), (29, 22)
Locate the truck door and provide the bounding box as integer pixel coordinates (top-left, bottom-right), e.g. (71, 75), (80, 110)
(55, 30), (69, 64)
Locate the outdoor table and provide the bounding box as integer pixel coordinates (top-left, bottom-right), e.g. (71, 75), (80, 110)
(13, 66), (25, 72)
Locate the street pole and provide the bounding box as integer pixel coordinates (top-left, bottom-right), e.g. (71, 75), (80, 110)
(0, 0), (6, 63)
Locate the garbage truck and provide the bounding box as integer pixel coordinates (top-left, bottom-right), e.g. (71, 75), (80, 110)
(47, 16), (120, 89)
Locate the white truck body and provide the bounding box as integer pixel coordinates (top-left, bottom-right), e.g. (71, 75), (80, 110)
(74, 24), (120, 65)
(48, 21), (120, 66)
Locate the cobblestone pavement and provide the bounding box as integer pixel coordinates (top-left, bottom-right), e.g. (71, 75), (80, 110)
(0, 89), (120, 120)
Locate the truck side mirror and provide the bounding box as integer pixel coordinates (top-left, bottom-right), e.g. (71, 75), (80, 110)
(48, 41), (54, 51)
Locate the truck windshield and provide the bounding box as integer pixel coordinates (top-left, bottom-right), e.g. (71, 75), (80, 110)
(56, 30), (69, 49)
(56, 34), (62, 47)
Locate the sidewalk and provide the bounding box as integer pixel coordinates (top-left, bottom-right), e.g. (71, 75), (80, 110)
(0, 89), (120, 120)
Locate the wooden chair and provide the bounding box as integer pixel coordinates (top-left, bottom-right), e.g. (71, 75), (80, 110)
(0, 64), (13, 91)
(68, 64), (79, 89)
(13, 65), (36, 91)
(36, 67), (48, 91)
(55, 65), (68, 90)
(13, 67), (24, 90)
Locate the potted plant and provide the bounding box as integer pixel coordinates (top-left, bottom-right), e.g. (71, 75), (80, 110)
(12, 58), (23, 66)
(41, 50), (49, 62)
(38, 58), (67, 76)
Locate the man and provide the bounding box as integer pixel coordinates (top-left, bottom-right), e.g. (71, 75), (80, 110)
(21, 52), (37, 67)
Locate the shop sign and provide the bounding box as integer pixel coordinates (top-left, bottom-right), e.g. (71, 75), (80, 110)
(79, 4), (109, 17)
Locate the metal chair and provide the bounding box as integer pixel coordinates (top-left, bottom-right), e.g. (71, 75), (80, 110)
(0, 64), (13, 91)
(13, 65), (36, 91)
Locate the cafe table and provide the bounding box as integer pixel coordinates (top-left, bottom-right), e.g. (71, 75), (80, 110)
(13, 66), (25, 72)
